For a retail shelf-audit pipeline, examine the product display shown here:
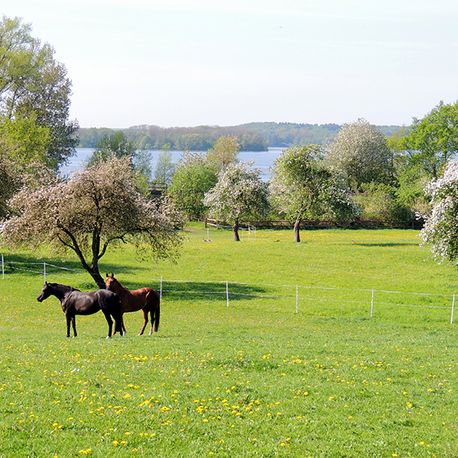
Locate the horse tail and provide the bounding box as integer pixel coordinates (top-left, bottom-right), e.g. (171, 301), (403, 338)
(147, 290), (160, 332)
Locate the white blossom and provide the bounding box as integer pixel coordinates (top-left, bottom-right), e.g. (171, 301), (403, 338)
(421, 161), (458, 265)
(204, 162), (268, 239)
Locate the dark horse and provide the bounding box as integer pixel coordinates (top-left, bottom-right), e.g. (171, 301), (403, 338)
(37, 282), (125, 338)
(105, 273), (160, 336)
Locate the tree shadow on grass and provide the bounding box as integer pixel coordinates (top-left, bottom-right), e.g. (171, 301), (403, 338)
(2, 253), (79, 277)
(352, 242), (419, 247)
(3, 255), (268, 302)
(118, 279), (268, 303)
(1, 253), (139, 279)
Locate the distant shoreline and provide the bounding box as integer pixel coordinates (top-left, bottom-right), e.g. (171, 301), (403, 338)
(78, 122), (403, 150)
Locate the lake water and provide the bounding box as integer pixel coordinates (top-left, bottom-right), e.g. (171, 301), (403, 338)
(60, 148), (285, 181)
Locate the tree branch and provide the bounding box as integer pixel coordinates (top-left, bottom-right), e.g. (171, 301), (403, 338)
(58, 226), (91, 272)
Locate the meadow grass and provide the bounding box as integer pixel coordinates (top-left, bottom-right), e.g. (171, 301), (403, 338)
(0, 224), (457, 457)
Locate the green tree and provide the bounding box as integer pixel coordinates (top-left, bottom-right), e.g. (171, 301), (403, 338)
(270, 145), (358, 242)
(206, 136), (239, 171)
(134, 150), (152, 183)
(0, 114), (50, 166)
(0, 152), (19, 218)
(326, 119), (394, 191)
(0, 114), (52, 218)
(0, 16), (78, 168)
(354, 182), (412, 226)
(204, 162), (268, 241)
(403, 101), (458, 178)
(394, 156), (430, 216)
(2, 157), (183, 288)
(87, 131), (136, 166)
(153, 146), (175, 186)
(168, 153), (217, 220)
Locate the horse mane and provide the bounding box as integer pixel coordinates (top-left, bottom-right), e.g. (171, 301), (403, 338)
(111, 277), (127, 290)
(49, 282), (80, 292)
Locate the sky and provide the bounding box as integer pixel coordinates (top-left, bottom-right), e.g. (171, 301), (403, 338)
(2, 0), (458, 127)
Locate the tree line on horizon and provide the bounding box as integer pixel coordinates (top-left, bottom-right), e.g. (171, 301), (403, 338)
(77, 122), (402, 151)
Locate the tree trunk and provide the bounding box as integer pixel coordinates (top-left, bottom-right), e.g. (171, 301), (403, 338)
(294, 217), (301, 243)
(88, 268), (106, 289)
(233, 219), (240, 241)
(89, 228), (106, 289)
(58, 225), (107, 289)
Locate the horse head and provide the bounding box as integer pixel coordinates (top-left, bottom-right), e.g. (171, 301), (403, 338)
(37, 282), (74, 302)
(37, 281), (53, 302)
(105, 273), (119, 291)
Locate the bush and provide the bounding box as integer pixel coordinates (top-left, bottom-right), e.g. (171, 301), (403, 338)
(355, 183), (413, 226)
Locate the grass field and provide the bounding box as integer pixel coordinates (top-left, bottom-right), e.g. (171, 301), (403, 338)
(1, 225), (457, 457)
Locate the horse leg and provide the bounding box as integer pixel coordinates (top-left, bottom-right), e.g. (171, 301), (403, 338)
(66, 314), (71, 337)
(120, 314), (126, 336)
(103, 310), (113, 338)
(148, 309), (154, 336)
(112, 312), (125, 336)
(139, 309), (148, 336)
(72, 316), (77, 337)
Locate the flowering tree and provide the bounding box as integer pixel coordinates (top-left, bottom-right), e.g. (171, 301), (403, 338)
(204, 162), (268, 241)
(326, 119), (394, 191)
(2, 157), (183, 287)
(270, 145), (358, 242)
(421, 161), (458, 265)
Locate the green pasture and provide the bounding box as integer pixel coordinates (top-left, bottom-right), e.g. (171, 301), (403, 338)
(0, 225), (457, 457)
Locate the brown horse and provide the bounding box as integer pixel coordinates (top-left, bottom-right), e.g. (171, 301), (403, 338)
(105, 273), (160, 336)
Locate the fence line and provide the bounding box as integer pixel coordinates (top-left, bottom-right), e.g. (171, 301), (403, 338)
(0, 254), (455, 324)
(164, 277), (451, 298)
(158, 277), (452, 299)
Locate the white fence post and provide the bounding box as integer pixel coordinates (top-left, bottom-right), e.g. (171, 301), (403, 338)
(451, 294), (456, 325)
(370, 288), (375, 318)
(1, 254), (4, 279)
(160, 275), (163, 300)
(43, 262), (47, 283)
(295, 285), (299, 314)
(226, 281), (229, 308)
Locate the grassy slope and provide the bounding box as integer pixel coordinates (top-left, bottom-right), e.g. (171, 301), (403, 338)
(0, 225), (457, 457)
